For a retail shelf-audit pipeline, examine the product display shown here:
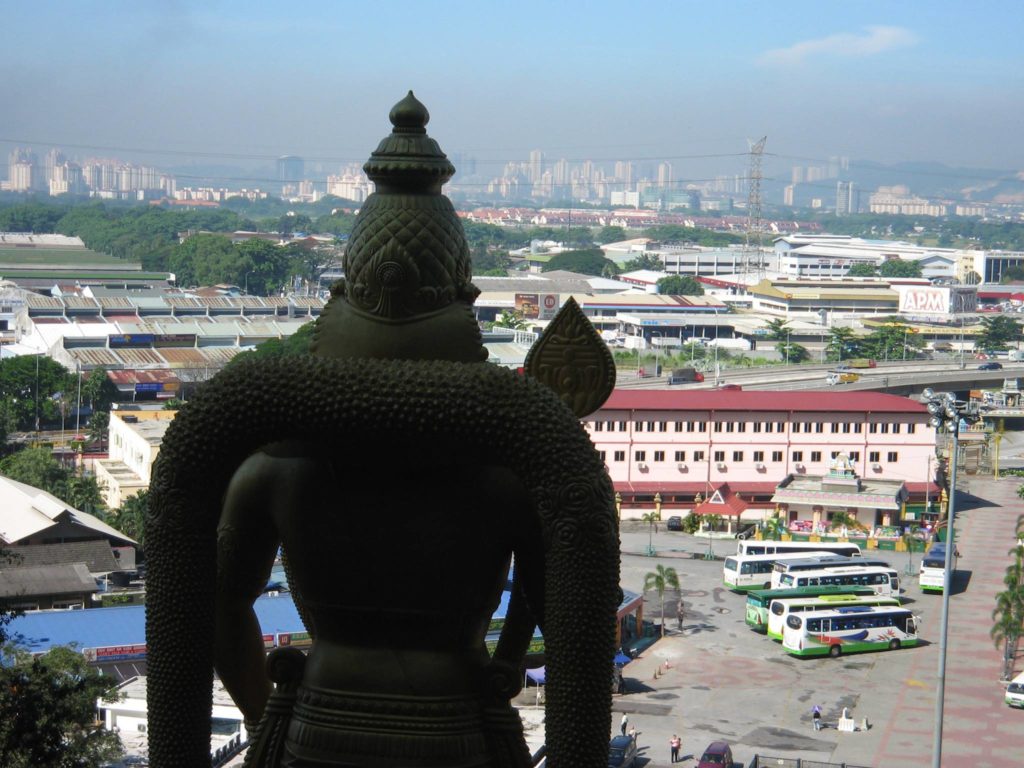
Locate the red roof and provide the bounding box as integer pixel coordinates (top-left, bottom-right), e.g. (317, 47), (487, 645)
(691, 484), (749, 516)
(602, 390), (926, 414)
(615, 481), (778, 495)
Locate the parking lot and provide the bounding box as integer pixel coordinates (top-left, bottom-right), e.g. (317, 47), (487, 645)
(612, 475), (1024, 767)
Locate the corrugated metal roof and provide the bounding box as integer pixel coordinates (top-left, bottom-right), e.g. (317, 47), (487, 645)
(114, 348), (166, 366)
(70, 348), (122, 366)
(24, 294), (63, 309)
(97, 297), (136, 309)
(200, 347), (242, 364)
(157, 348), (207, 365)
(601, 390), (927, 414)
(0, 563), (98, 598)
(64, 297), (100, 310)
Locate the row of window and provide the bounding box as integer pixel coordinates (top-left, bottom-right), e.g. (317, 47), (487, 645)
(600, 449), (900, 464)
(591, 420), (917, 434)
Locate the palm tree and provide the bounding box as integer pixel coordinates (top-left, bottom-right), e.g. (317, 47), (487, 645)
(641, 511), (659, 555)
(902, 524), (922, 575)
(644, 564), (681, 637)
(762, 515), (785, 541)
(992, 543), (1024, 680)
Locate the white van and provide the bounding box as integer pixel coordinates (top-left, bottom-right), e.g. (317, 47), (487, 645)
(1006, 671), (1024, 708)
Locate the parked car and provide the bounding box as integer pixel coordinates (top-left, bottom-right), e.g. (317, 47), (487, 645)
(1005, 671), (1024, 708)
(667, 516), (684, 531)
(608, 735), (638, 768)
(697, 741), (734, 767)
(978, 361), (1003, 371)
(834, 363), (852, 372)
(716, 383), (742, 391)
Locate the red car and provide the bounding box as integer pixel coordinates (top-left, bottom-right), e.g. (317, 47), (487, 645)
(697, 741), (734, 767)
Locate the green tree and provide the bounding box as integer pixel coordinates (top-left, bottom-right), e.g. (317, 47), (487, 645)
(541, 248), (616, 276)
(109, 489), (149, 550)
(0, 355), (72, 430)
(976, 315), (1022, 352)
(878, 258), (923, 278)
(595, 225), (628, 244)
(992, 535), (1024, 681)
(228, 322), (315, 367)
(862, 319), (924, 361)
(656, 275), (704, 296)
(0, 447), (105, 516)
(643, 564), (680, 638)
(762, 319), (791, 341)
(87, 411), (109, 449)
(846, 262), (879, 277)
(0, 645), (123, 767)
(277, 213), (313, 235)
(621, 253), (663, 272)
(825, 327), (860, 362)
(494, 310), (529, 330)
(762, 515), (785, 541)
(471, 246), (511, 275)
(80, 369), (117, 413)
(641, 511), (660, 555)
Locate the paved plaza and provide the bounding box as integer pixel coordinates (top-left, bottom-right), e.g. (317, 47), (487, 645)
(608, 473), (1024, 767)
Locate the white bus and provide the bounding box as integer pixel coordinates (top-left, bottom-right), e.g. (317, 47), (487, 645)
(766, 593), (900, 640)
(776, 565), (901, 597)
(919, 541), (954, 593)
(723, 551), (834, 591)
(782, 605), (919, 657)
(770, 555), (892, 589)
(736, 540), (863, 558)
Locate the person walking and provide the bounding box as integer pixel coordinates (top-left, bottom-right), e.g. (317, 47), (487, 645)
(628, 724), (637, 743)
(670, 734), (681, 763)
(676, 599), (685, 631)
(812, 704), (822, 731)
(620, 712), (628, 737)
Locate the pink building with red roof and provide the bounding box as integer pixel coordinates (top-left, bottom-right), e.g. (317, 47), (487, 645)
(584, 390), (938, 523)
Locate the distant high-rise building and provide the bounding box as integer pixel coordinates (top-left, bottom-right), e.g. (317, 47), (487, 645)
(657, 162), (673, 189)
(49, 163), (86, 196)
(614, 161), (633, 186)
(783, 184), (795, 207)
(836, 181), (856, 216)
(791, 166), (806, 185)
(528, 150), (544, 183)
(7, 148), (38, 192)
(277, 155), (305, 184)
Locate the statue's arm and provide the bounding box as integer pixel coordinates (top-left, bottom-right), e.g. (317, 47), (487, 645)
(215, 454), (280, 723)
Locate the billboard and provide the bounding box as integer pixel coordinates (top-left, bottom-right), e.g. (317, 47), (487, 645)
(897, 286), (950, 315)
(515, 293), (559, 320)
(82, 643), (147, 662)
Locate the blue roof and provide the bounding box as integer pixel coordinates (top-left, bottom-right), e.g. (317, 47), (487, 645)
(5, 596), (305, 654)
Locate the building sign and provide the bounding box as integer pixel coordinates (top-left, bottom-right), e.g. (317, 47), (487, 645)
(109, 334), (155, 347)
(515, 293), (540, 319)
(153, 333), (197, 347)
(897, 286), (950, 315)
(135, 382), (164, 393)
(539, 293), (559, 320)
(277, 631), (313, 649)
(83, 643), (147, 662)
(263, 634), (276, 650)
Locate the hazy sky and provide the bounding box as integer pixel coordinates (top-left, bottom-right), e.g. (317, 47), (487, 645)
(3, 0), (1023, 181)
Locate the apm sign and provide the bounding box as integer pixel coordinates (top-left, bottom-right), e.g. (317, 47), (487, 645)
(898, 286), (950, 315)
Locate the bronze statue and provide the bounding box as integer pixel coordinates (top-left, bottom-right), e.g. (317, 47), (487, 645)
(146, 92), (620, 768)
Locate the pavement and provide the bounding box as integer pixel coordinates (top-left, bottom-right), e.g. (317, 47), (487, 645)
(602, 475), (1024, 767)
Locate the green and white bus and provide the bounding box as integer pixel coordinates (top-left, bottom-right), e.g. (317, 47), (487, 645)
(770, 555), (892, 589)
(766, 593), (900, 640)
(745, 585), (875, 633)
(724, 551), (833, 591)
(919, 541), (954, 593)
(737, 540), (862, 558)
(782, 605), (919, 657)
(776, 565), (900, 597)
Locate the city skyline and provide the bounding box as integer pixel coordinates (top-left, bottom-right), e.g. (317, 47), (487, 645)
(1, 1), (1022, 179)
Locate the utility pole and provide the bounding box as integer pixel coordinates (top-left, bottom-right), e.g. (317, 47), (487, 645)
(741, 137), (767, 279)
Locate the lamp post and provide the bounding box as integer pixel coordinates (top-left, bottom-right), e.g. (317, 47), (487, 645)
(922, 388), (982, 768)
(244, 270), (255, 295)
(652, 331), (663, 378)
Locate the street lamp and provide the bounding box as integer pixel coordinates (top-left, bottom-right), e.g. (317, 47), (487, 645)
(652, 331), (663, 378)
(922, 388), (982, 768)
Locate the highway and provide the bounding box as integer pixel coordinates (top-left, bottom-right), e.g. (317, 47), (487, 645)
(616, 359), (1024, 395)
